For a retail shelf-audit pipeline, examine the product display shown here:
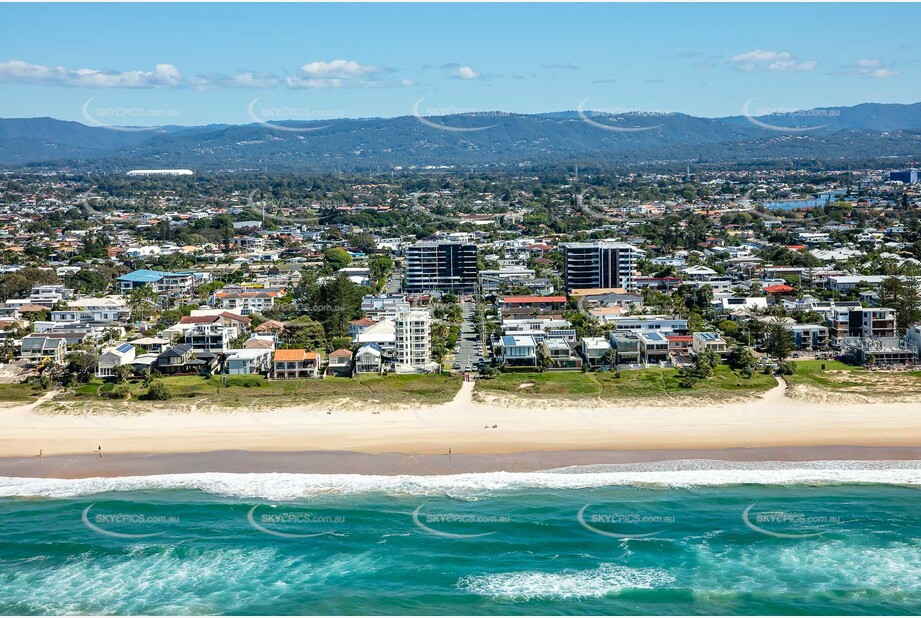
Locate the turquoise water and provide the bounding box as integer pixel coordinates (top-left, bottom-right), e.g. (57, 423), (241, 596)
(2, 465), (921, 615)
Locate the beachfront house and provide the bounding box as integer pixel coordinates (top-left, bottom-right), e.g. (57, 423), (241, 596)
(328, 349), (354, 377)
(580, 337), (612, 369)
(156, 344), (197, 376)
(96, 343), (137, 379)
(355, 343), (383, 374)
(692, 332), (729, 357)
(540, 338), (582, 370)
(610, 332), (640, 365)
(498, 335), (538, 367)
(20, 335), (66, 365)
(272, 349), (322, 379)
(637, 331), (670, 365)
(225, 348), (273, 375)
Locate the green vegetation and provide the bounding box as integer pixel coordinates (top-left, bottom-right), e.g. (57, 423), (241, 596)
(0, 382), (43, 402)
(60, 373), (463, 408)
(475, 366), (776, 401)
(783, 360), (867, 390)
(785, 360), (921, 398)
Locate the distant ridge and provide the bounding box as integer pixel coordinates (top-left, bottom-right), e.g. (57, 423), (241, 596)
(1, 102), (920, 172)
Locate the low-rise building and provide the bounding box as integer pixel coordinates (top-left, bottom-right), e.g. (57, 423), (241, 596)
(355, 344), (383, 374)
(225, 348), (273, 375)
(20, 335), (66, 365)
(498, 335), (538, 367)
(692, 332), (729, 356)
(328, 349), (353, 377)
(51, 296), (130, 324)
(540, 338), (582, 370)
(272, 349), (321, 379)
(637, 331), (670, 364)
(96, 343), (136, 379)
(498, 295), (567, 318)
(212, 289), (282, 316)
(827, 307), (897, 347)
(580, 336), (612, 368)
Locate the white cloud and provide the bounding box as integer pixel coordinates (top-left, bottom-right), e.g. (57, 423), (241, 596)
(295, 59), (381, 79)
(852, 58), (899, 78)
(286, 59), (411, 89)
(731, 50), (818, 72)
(192, 71), (280, 90)
(0, 59), (182, 88)
(0, 58), (412, 90)
(453, 66), (480, 80)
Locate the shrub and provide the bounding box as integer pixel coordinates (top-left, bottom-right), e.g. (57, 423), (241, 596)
(240, 377), (263, 388)
(145, 381), (172, 401)
(105, 385), (131, 400)
(777, 360), (796, 376)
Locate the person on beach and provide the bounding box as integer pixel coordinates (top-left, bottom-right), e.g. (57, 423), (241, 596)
(97, 446), (103, 459)
(37, 449), (43, 459)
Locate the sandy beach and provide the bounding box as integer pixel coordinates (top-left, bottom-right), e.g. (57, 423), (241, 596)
(1, 378), (920, 476)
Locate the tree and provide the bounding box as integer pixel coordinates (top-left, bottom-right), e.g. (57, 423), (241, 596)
(729, 345), (756, 378)
(764, 324), (793, 361)
(602, 348), (618, 369)
(323, 247), (352, 273)
(879, 276), (921, 335)
(63, 351), (99, 386)
(368, 255), (394, 290)
(280, 317), (327, 350)
(127, 286), (159, 323)
(693, 348), (719, 378)
(113, 364), (133, 384)
(145, 381), (172, 400)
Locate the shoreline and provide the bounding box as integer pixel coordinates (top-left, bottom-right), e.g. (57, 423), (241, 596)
(4, 380), (921, 474)
(3, 445), (921, 479)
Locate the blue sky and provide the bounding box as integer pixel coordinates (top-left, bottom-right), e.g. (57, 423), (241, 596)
(1, 3), (918, 126)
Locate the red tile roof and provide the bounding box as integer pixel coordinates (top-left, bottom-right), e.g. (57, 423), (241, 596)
(500, 296), (567, 304)
(179, 315), (220, 324)
(273, 349), (306, 362)
(764, 284), (795, 294)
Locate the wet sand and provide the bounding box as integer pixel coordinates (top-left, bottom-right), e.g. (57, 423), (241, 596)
(4, 445), (921, 478)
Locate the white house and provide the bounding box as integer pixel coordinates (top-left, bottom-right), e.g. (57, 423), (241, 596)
(96, 343), (137, 379)
(355, 343), (383, 374)
(498, 335), (538, 366)
(580, 337), (612, 368)
(225, 348), (272, 375)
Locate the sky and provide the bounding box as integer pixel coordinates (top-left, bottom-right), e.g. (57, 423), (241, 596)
(0, 3), (919, 127)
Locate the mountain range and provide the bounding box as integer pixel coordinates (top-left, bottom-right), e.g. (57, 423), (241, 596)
(1, 102), (920, 173)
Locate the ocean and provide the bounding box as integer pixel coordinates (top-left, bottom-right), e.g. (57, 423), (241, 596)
(2, 461), (921, 615)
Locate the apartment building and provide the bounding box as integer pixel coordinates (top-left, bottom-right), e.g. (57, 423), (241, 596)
(117, 269), (200, 295)
(51, 296), (131, 325)
(212, 289), (282, 316)
(827, 307), (897, 347)
(394, 308), (433, 372)
(405, 241), (478, 293)
(561, 242), (643, 291)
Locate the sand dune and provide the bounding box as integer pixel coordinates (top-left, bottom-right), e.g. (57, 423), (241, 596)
(1, 378), (920, 459)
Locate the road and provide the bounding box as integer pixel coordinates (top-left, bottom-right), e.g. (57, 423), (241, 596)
(386, 267), (402, 294)
(452, 299), (485, 372)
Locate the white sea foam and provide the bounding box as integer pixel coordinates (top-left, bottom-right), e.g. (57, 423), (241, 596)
(2, 460), (921, 500)
(0, 545), (381, 614)
(458, 563), (674, 599)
